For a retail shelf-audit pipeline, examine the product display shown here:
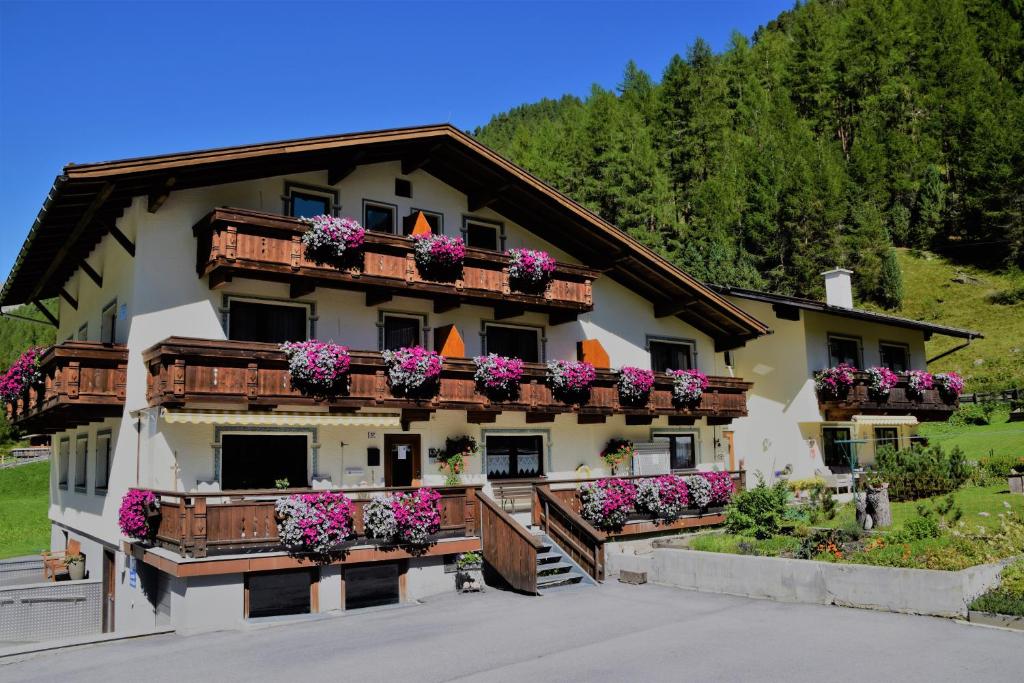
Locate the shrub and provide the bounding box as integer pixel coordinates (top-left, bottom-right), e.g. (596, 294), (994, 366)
(950, 402), (998, 426)
(275, 491), (355, 557)
(724, 476), (789, 539)
(978, 452), (1024, 478)
(872, 443), (970, 501)
(0, 347), (44, 404)
(987, 285), (1024, 305)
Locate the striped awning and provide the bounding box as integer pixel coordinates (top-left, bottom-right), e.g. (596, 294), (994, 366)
(160, 409), (401, 427)
(851, 415), (919, 426)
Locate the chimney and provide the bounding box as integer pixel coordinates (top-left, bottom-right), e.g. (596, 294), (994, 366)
(822, 268), (854, 309)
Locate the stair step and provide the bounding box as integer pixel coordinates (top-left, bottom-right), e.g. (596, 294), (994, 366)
(537, 562), (573, 576)
(537, 572), (583, 590)
(537, 552), (561, 564)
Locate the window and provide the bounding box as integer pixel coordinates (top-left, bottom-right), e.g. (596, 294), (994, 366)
(484, 324), (540, 363)
(653, 433), (697, 471)
(462, 218), (502, 251)
(284, 182), (337, 219)
(221, 434), (308, 490)
(77, 323), (88, 341)
(827, 335), (862, 368)
(395, 178), (412, 198)
(228, 299), (308, 344)
(95, 431), (111, 493)
(58, 438), (70, 489)
(875, 427), (899, 452)
(363, 200), (397, 233)
(648, 338), (695, 373)
(75, 435), (88, 491)
(485, 435), (543, 479)
(381, 314), (423, 351)
(101, 301), (117, 344)
(822, 427), (853, 469)
(879, 343), (910, 373)
(403, 209), (442, 235)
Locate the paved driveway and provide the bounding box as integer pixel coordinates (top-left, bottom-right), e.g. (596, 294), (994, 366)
(2, 581), (1022, 682)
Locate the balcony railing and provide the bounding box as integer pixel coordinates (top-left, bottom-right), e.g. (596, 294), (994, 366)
(144, 337), (752, 423)
(817, 372), (958, 422)
(5, 342), (128, 433)
(150, 485), (481, 558)
(193, 207), (598, 322)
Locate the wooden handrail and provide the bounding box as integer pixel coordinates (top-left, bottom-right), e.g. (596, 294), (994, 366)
(477, 490), (542, 594)
(476, 491), (546, 549)
(534, 484), (606, 581)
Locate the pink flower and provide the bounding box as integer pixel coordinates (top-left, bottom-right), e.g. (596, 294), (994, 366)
(118, 489), (157, 540)
(473, 354), (524, 399)
(667, 368), (708, 405)
(616, 366), (655, 404)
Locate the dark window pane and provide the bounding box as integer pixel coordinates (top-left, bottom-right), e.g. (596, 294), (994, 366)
(650, 341), (692, 373)
(229, 301), (306, 344)
(221, 435), (308, 490)
(383, 316), (421, 350)
(290, 192), (330, 219)
(365, 204), (395, 233)
(828, 338), (860, 367)
(466, 223), (498, 250)
(345, 564), (400, 610)
(248, 570), (311, 618)
(395, 178), (412, 198)
(875, 427), (899, 451)
(485, 326), (539, 362)
(822, 428), (852, 468)
(655, 434), (695, 470)
(880, 345), (909, 373)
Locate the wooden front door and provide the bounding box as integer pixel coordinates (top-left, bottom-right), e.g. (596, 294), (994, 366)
(102, 549), (115, 633)
(384, 434), (421, 487)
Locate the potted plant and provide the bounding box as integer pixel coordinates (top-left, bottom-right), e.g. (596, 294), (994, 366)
(275, 491), (355, 559)
(381, 346), (444, 399)
(600, 438), (635, 476)
(615, 366), (655, 407)
(684, 474), (713, 513)
(473, 353), (524, 401)
(635, 475), (689, 522)
(439, 436), (477, 486)
(118, 489), (159, 541)
(63, 552), (86, 581)
(546, 359), (596, 404)
(506, 247), (556, 293)
(412, 233), (466, 282)
(814, 363), (857, 400)
(300, 215), (366, 268)
(865, 366), (899, 401)
(578, 478), (637, 530)
(281, 340), (351, 398)
(363, 487), (442, 546)
(934, 371), (964, 403)
(455, 551), (485, 593)
(905, 370), (934, 400)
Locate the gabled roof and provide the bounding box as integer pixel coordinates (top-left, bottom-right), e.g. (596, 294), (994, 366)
(1, 124), (769, 347)
(710, 284), (982, 340)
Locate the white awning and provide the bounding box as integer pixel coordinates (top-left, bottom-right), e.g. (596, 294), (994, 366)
(160, 409), (402, 427)
(851, 415), (919, 426)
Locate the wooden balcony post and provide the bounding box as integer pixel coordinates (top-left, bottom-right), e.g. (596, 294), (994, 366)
(116, 364), (127, 401)
(192, 496), (208, 558)
(172, 359), (186, 398)
(290, 234), (301, 270)
(65, 361), (81, 400)
(584, 278), (593, 307)
(246, 362), (259, 400)
(224, 225), (237, 261)
(463, 486), (478, 536)
(405, 253), (417, 284)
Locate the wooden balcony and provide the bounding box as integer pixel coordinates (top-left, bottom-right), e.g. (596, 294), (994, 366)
(818, 372), (958, 422)
(149, 485), (481, 559)
(193, 207), (598, 323)
(144, 337), (752, 424)
(5, 342), (127, 433)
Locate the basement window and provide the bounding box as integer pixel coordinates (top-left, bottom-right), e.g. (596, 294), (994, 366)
(246, 569), (313, 618)
(345, 563), (400, 610)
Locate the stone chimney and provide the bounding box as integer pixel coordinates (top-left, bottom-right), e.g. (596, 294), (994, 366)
(822, 268), (854, 309)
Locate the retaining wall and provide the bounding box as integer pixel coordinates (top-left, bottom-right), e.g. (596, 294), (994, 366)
(0, 580), (102, 642)
(0, 558), (45, 588)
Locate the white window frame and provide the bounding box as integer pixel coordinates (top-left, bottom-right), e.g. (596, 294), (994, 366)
(461, 216), (505, 251)
(74, 434), (89, 492)
(223, 294), (315, 341)
(282, 181), (338, 218)
(481, 321), (545, 362)
(646, 335), (698, 373)
(650, 429), (701, 471)
(363, 199), (398, 234)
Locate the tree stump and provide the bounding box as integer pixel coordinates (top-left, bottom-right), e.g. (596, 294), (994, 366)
(866, 484), (892, 528)
(855, 493), (872, 530)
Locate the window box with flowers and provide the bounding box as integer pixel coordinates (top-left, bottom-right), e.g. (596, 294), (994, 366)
(668, 368), (709, 407)
(815, 364), (857, 400)
(905, 370), (934, 400)
(616, 366), (655, 407)
(412, 233), (466, 282)
(506, 248), (556, 293)
(935, 372), (964, 403)
(473, 353), (524, 402)
(281, 340), (351, 398)
(118, 489), (159, 541)
(439, 435), (478, 486)
(0, 346), (44, 405)
(382, 346), (444, 399)
(578, 478), (637, 530)
(300, 215), (366, 268)
(275, 491), (355, 559)
(866, 366), (899, 401)
(363, 488), (442, 546)
(635, 475), (689, 522)
(546, 359), (596, 405)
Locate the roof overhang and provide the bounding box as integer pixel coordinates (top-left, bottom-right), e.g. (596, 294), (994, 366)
(2, 124), (768, 348)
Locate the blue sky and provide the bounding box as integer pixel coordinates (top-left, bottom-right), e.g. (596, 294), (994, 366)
(0, 0), (790, 277)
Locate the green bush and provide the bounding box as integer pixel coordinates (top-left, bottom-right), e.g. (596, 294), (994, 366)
(949, 402), (998, 426)
(872, 443), (971, 501)
(971, 561), (1024, 615)
(978, 452), (1024, 478)
(987, 285), (1024, 305)
(724, 476), (790, 539)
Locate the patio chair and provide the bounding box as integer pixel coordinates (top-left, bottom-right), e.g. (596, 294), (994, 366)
(42, 539), (81, 581)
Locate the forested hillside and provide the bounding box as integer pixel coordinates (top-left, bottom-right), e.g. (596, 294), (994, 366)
(475, 0), (1023, 309)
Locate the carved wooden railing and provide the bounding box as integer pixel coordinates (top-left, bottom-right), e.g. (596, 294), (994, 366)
(144, 337), (751, 422)
(818, 372), (958, 422)
(150, 484), (481, 558)
(476, 490), (544, 594)
(193, 207), (597, 320)
(5, 342), (128, 433)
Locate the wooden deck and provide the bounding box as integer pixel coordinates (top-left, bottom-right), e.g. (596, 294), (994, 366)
(818, 373), (958, 421)
(193, 207), (598, 323)
(5, 341), (128, 433)
(144, 337), (752, 423)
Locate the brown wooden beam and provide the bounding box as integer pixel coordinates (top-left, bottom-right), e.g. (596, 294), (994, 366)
(80, 260), (103, 288)
(327, 151), (364, 185)
(400, 408), (433, 431)
(401, 144), (440, 175)
(59, 288), (78, 310)
(108, 225), (136, 257)
(433, 296), (460, 314)
(467, 184), (509, 212)
(525, 411), (556, 424)
(33, 300), (58, 327)
(493, 304), (525, 320)
(625, 415), (653, 426)
(148, 177), (177, 213)
(707, 416), (733, 426)
(654, 298), (696, 318)
(548, 310), (578, 326)
(577, 413), (607, 425)
(208, 270), (232, 289)
(466, 410), (499, 424)
(290, 281), (315, 299)
(668, 416), (695, 426)
(365, 290), (392, 307)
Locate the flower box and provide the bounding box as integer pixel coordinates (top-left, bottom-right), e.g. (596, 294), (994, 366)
(382, 347), (444, 399)
(281, 340), (351, 398)
(506, 248), (556, 293)
(412, 233), (466, 282)
(473, 354), (524, 401)
(300, 215), (366, 268)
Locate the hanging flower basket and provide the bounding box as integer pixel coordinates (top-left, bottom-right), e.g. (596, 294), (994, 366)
(814, 364), (857, 400)
(0, 346), (44, 404)
(363, 488), (442, 546)
(667, 368), (708, 407)
(506, 248), (556, 293)
(578, 478), (637, 530)
(281, 340), (351, 398)
(546, 359), (596, 404)
(616, 366), (655, 407)
(865, 366), (899, 401)
(905, 370), (934, 400)
(300, 215), (366, 268)
(118, 489), (159, 541)
(473, 353), (524, 401)
(635, 475), (689, 521)
(934, 371), (964, 402)
(412, 233), (466, 282)
(600, 438), (636, 475)
(439, 436), (478, 486)
(382, 346), (444, 399)
(275, 491), (355, 558)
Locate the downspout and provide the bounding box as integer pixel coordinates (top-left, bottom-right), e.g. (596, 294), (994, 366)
(927, 335), (976, 365)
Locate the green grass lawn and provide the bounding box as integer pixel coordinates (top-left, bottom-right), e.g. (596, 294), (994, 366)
(0, 460), (51, 559)
(919, 411), (1024, 461)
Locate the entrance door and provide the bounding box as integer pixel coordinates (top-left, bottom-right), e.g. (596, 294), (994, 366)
(384, 434), (421, 487)
(102, 549), (115, 633)
(822, 427), (853, 469)
(221, 434), (308, 490)
(724, 430), (736, 471)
